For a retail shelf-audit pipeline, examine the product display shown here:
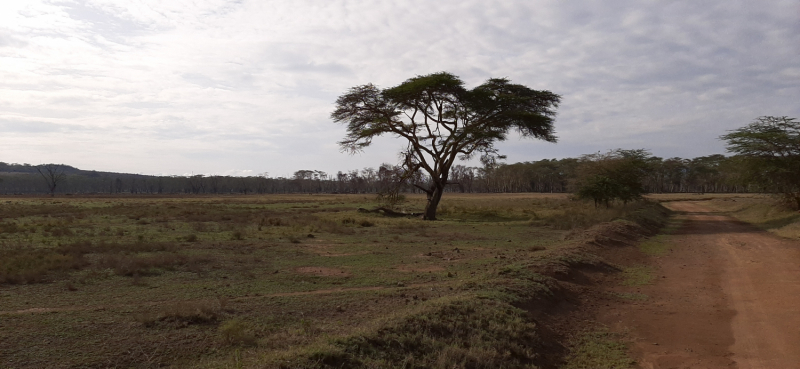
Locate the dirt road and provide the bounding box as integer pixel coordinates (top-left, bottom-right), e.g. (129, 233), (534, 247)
(600, 201), (800, 369)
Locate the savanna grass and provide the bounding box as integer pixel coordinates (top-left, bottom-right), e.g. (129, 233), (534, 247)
(0, 194), (662, 369)
(562, 329), (635, 369)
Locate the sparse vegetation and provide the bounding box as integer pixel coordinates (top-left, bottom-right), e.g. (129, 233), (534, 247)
(637, 218), (684, 256)
(614, 292), (649, 301)
(219, 319), (258, 346)
(622, 266), (655, 286)
(562, 329), (635, 369)
(696, 195), (800, 239)
(574, 149), (653, 208)
(0, 193), (665, 368)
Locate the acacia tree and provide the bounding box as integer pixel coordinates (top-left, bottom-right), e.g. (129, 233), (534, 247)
(36, 164), (67, 196)
(721, 116), (800, 208)
(573, 149), (653, 207)
(332, 72), (560, 220)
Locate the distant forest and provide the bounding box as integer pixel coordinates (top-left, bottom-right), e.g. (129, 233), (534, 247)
(0, 153), (753, 196)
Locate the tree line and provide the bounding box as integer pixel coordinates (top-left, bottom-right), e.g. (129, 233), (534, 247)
(0, 152), (759, 196)
(326, 72), (791, 218)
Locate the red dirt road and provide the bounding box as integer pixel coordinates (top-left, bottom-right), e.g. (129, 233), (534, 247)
(601, 201), (800, 369)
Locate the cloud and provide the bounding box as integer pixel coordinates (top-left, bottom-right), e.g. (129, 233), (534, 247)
(0, 0), (797, 175)
(0, 118), (88, 133)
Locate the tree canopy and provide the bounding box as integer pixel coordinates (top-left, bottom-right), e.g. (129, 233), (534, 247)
(720, 116), (800, 208)
(573, 149), (653, 207)
(332, 72), (561, 219)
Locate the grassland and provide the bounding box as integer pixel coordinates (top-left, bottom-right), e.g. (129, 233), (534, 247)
(0, 193), (665, 368)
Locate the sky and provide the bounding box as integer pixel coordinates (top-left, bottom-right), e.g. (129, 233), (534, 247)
(1, 1), (798, 177)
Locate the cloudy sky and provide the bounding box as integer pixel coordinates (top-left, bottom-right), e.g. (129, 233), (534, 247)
(1, 1), (798, 177)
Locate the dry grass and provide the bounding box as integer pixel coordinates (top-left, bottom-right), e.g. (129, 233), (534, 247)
(0, 193), (662, 368)
(562, 329), (634, 369)
(134, 300), (226, 327)
(95, 252), (211, 276)
(219, 319), (258, 346)
(0, 247), (86, 284)
(695, 195), (800, 239)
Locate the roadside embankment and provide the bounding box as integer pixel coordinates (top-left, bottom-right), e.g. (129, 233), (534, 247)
(279, 202), (670, 369)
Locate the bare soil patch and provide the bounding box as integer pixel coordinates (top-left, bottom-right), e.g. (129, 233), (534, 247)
(596, 201), (800, 368)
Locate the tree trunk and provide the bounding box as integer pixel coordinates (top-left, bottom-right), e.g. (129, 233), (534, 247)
(423, 185), (445, 220)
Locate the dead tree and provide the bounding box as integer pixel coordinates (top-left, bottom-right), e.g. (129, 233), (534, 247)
(36, 164), (67, 196)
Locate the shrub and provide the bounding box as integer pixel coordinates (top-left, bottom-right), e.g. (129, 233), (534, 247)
(219, 319), (257, 346)
(573, 149), (653, 207)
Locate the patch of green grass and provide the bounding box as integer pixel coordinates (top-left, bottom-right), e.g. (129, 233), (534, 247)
(621, 266), (654, 286)
(637, 217), (684, 256)
(562, 329), (635, 369)
(613, 292), (649, 301)
(638, 235), (669, 256)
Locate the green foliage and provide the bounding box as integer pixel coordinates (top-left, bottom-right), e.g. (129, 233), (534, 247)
(573, 149), (653, 207)
(332, 71), (561, 220)
(575, 175), (621, 208)
(720, 116), (800, 208)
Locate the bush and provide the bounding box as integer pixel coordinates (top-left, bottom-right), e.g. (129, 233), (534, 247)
(219, 319), (257, 346)
(573, 149), (652, 207)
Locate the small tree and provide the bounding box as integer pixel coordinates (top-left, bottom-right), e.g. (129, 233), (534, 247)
(573, 149), (653, 207)
(576, 175), (619, 208)
(720, 116), (800, 208)
(332, 72), (561, 220)
(36, 164), (67, 197)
